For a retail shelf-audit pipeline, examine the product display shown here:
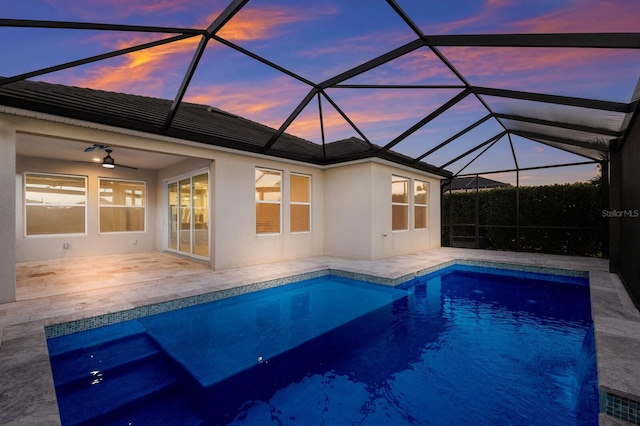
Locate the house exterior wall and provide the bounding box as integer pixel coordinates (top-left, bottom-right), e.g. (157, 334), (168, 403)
(15, 156), (159, 262)
(211, 151), (325, 269)
(324, 162), (442, 260)
(2, 111), (445, 302)
(324, 162), (374, 258)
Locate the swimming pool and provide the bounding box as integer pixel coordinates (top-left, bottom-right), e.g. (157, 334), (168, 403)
(47, 264), (599, 425)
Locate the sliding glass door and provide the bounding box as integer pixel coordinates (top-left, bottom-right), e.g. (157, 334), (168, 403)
(167, 171), (209, 259)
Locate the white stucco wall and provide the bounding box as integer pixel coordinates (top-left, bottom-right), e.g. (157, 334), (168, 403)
(323, 162), (374, 258)
(15, 156), (159, 262)
(4, 110), (445, 282)
(212, 151), (325, 270)
(324, 161), (442, 260)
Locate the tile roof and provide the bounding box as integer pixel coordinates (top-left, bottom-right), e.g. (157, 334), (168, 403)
(0, 78), (451, 177)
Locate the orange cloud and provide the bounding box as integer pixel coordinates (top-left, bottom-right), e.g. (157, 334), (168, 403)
(218, 5), (337, 42)
(57, 4), (325, 96)
(185, 75), (311, 129)
(70, 35), (199, 96)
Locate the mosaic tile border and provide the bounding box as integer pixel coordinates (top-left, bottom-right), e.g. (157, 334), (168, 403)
(602, 391), (640, 424)
(44, 259), (588, 339)
(44, 269), (327, 338)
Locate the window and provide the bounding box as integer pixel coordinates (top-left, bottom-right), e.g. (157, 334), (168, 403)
(25, 173), (87, 235)
(256, 168), (281, 234)
(290, 173), (311, 233)
(392, 175), (409, 231)
(99, 179), (145, 233)
(414, 180), (429, 229)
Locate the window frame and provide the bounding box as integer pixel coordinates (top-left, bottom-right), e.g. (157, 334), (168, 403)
(414, 179), (429, 230)
(255, 167), (282, 235)
(290, 172), (311, 234)
(24, 172), (88, 237)
(391, 175), (410, 232)
(98, 178), (147, 234)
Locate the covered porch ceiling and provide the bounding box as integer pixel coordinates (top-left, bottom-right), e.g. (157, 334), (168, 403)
(1, 0), (639, 179)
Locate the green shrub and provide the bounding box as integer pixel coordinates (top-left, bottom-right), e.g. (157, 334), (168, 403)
(443, 182), (603, 257)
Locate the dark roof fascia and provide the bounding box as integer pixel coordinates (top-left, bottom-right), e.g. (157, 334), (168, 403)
(323, 150), (452, 178)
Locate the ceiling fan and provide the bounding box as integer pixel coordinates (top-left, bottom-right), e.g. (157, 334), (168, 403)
(84, 143), (110, 152)
(81, 144), (138, 169)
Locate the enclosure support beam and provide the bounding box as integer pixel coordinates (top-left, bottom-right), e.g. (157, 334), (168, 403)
(601, 160), (610, 258)
(475, 175), (480, 249)
(609, 151), (621, 273)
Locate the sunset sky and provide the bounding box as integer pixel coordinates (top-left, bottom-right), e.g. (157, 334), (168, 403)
(2, 0), (640, 185)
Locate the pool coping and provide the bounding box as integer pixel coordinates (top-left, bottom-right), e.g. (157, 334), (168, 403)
(44, 259), (589, 338)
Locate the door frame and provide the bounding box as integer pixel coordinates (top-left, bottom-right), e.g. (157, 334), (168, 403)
(163, 168), (211, 262)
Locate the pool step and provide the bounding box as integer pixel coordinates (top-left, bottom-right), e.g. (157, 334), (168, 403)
(93, 387), (205, 426)
(47, 321), (147, 357)
(49, 333), (160, 388)
(55, 353), (182, 426)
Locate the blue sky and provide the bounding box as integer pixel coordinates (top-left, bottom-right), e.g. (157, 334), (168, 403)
(2, 0), (640, 185)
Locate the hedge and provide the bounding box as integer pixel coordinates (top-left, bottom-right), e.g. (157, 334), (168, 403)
(443, 182), (604, 257)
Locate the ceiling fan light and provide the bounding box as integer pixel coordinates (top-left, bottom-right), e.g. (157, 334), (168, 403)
(102, 150), (115, 168)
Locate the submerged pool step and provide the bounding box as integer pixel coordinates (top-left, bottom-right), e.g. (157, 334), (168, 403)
(95, 387), (205, 426)
(47, 320), (147, 357)
(49, 333), (160, 388)
(55, 354), (180, 426)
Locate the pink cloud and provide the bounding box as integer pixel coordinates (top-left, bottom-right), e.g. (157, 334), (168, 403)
(425, 0), (639, 34)
(51, 4), (324, 97)
(438, 45), (639, 96)
(511, 0), (640, 33)
(42, 0), (218, 22)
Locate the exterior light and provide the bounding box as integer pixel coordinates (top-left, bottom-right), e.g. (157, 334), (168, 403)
(102, 149), (115, 168)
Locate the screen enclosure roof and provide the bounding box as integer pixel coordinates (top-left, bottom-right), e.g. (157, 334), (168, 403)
(1, 0), (640, 179)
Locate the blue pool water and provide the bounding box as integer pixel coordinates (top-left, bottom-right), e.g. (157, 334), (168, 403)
(47, 265), (599, 425)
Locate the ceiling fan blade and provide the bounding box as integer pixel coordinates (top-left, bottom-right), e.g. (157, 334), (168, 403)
(84, 144), (109, 152)
(72, 160), (138, 170)
(117, 163), (138, 170)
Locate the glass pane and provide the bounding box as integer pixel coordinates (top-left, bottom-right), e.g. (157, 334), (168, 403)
(255, 169), (281, 201)
(193, 173), (209, 257)
(290, 174), (310, 203)
(392, 176), (408, 204)
(256, 203), (280, 234)
(392, 205), (408, 231)
(100, 207), (144, 233)
(26, 206), (85, 235)
(168, 182), (178, 250)
(291, 204), (310, 233)
(414, 181), (429, 205)
(25, 174), (86, 205)
(415, 206), (428, 229)
(179, 178), (191, 254)
(100, 180), (145, 206)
